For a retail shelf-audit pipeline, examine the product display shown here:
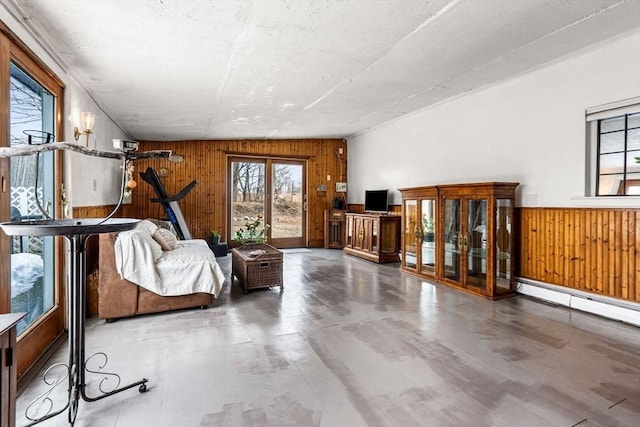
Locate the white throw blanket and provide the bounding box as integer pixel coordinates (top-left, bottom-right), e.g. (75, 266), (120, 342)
(115, 231), (225, 297)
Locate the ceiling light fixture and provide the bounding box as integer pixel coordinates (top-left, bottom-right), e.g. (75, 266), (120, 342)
(73, 112), (95, 146)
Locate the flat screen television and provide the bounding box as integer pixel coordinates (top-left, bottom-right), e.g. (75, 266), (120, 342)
(364, 189), (389, 213)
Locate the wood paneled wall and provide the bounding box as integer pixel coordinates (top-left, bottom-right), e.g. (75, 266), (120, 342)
(119, 139), (347, 247)
(73, 205), (117, 316)
(72, 205), (117, 272)
(518, 207), (640, 303)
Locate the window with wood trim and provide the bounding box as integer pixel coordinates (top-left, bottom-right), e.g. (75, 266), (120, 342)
(1, 22), (66, 381)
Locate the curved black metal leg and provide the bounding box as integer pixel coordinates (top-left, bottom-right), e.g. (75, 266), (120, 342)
(22, 363), (70, 426)
(22, 233), (150, 426)
(80, 352), (149, 402)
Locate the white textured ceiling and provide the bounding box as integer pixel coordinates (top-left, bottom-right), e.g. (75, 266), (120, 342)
(5, 0), (640, 141)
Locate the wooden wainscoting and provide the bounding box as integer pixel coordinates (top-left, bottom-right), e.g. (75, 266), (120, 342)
(119, 139), (347, 248)
(346, 204), (402, 214)
(72, 205), (118, 316)
(518, 207), (640, 303)
(72, 205), (119, 273)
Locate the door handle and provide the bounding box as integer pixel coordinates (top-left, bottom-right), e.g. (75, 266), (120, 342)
(458, 234), (467, 251)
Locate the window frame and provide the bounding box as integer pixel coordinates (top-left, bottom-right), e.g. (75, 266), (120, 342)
(586, 97), (640, 198)
(1, 20), (67, 382)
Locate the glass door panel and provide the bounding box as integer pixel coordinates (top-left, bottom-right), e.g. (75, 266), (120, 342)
(230, 160), (266, 241)
(443, 198), (461, 281)
(496, 199), (513, 294)
(354, 217), (364, 250)
(9, 63), (56, 334)
(466, 199), (488, 291)
(403, 200), (418, 269)
(371, 219), (378, 252)
(346, 215), (353, 247)
(420, 199), (436, 274)
(270, 161), (306, 248)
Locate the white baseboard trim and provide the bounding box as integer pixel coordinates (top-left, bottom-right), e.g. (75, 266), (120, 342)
(516, 278), (640, 327)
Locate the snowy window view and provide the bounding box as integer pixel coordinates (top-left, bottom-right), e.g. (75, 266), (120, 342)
(10, 63), (56, 334)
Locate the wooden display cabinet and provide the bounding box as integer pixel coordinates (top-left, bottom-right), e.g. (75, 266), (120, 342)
(344, 213), (400, 263)
(399, 182), (518, 299)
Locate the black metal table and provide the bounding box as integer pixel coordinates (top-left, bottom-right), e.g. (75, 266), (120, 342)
(0, 218), (149, 426)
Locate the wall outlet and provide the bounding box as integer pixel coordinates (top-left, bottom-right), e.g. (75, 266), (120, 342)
(338, 147), (343, 154)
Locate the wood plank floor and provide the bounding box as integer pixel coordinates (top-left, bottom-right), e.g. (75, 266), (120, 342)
(16, 249), (640, 426)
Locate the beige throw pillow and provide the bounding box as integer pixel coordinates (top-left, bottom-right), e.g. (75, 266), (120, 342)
(136, 219), (158, 235)
(153, 228), (177, 251)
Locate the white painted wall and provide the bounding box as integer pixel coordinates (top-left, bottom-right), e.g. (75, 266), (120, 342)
(347, 30), (640, 208)
(2, 6), (130, 209)
(64, 82), (131, 208)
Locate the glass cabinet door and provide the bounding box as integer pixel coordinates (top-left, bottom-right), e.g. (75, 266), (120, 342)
(371, 218), (378, 253)
(466, 199), (488, 292)
(403, 199), (418, 269)
(354, 217), (364, 250)
(443, 198), (461, 281)
(495, 199), (513, 294)
(346, 215), (353, 247)
(420, 199), (436, 275)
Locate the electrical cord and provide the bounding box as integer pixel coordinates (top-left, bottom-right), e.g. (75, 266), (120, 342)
(99, 156), (128, 224)
(32, 153), (127, 225)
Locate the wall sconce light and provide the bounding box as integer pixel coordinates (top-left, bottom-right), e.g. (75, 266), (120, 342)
(73, 112), (95, 146)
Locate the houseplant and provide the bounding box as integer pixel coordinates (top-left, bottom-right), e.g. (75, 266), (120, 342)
(209, 229), (221, 245)
(234, 215), (270, 244)
(332, 195), (345, 210)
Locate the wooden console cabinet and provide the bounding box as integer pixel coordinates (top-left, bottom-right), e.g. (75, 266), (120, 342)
(399, 182), (518, 299)
(324, 209), (346, 248)
(344, 213), (401, 263)
(1, 313), (26, 427)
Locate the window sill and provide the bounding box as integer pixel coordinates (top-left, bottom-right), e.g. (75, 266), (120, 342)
(571, 196), (640, 208)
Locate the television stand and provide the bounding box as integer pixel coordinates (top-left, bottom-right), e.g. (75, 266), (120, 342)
(343, 213), (400, 263)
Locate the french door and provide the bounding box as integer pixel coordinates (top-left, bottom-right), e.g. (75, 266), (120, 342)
(2, 26), (66, 379)
(228, 156), (307, 248)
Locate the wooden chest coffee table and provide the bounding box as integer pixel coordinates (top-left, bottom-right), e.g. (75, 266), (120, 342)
(231, 243), (283, 293)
